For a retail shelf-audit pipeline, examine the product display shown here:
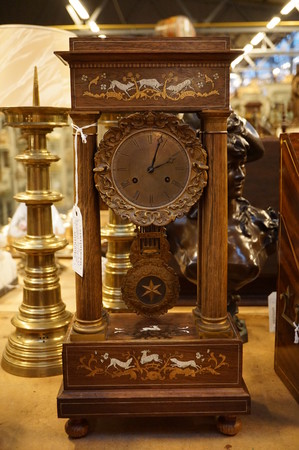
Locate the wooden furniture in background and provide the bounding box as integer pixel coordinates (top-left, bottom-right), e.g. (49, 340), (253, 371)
(275, 133), (299, 402)
(240, 136), (280, 302)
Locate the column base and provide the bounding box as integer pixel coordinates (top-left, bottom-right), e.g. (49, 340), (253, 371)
(193, 308), (233, 338)
(70, 312), (109, 341)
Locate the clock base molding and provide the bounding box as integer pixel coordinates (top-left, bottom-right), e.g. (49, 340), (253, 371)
(57, 312), (250, 437)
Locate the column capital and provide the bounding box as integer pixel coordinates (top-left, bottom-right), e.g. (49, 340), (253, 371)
(69, 111), (101, 131)
(197, 110), (230, 131)
(197, 109), (231, 120)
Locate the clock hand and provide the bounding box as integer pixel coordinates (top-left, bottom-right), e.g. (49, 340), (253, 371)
(147, 135), (163, 173)
(152, 155), (177, 170)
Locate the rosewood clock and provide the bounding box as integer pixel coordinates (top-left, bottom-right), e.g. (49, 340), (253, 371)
(55, 36), (250, 439)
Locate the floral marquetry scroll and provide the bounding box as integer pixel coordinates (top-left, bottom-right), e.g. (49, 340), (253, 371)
(83, 70), (220, 102)
(73, 67), (225, 111)
(63, 341), (242, 389)
(78, 349), (228, 381)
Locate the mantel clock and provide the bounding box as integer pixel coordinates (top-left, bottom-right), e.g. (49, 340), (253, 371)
(55, 36), (250, 439)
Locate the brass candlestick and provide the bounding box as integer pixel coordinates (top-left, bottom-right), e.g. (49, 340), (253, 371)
(102, 209), (136, 311)
(1, 68), (72, 377)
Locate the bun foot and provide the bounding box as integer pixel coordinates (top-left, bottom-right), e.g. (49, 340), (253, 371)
(65, 418), (89, 438)
(216, 415), (242, 436)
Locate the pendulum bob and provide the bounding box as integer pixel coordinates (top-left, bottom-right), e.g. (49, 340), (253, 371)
(101, 209), (136, 311)
(1, 105), (72, 377)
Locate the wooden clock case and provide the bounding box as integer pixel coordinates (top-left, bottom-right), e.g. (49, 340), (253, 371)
(55, 36), (250, 438)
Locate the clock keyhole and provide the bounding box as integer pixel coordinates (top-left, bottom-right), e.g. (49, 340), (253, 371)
(132, 177), (138, 183)
(165, 177), (170, 183)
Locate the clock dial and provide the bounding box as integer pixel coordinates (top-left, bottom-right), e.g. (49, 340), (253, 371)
(111, 129), (190, 209)
(94, 111), (208, 226)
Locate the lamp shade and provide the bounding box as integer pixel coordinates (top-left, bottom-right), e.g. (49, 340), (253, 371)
(0, 25), (76, 107)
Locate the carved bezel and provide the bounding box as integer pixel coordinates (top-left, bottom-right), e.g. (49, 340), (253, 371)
(94, 111), (208, 226)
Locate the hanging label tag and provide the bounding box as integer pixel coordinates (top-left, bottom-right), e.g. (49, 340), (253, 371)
(293, 322), (299, 344)
(72, 204), (84, 277)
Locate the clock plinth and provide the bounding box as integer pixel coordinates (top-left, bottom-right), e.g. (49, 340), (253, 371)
(55, 36), (249, 437)
(58, 312), (250, 437)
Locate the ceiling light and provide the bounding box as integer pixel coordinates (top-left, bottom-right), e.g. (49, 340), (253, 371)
(69, 0), (89, 20)
(243, 44), (253, 54)
(267, 17), (281, 29)
(280, 0), (299, 15)
(251, 32), (265, 46)
(281, 62), (291, 69)
(88, 20), (100, 33)
(66, 5), (82, 25)
(231, 54), (244, 69)
(273, 67), (281, 76)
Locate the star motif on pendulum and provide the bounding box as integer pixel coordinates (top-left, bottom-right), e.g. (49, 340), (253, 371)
(141, 279), (162, 303)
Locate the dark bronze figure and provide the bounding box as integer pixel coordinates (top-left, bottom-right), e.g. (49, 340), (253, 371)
(167, 112), (278, 341)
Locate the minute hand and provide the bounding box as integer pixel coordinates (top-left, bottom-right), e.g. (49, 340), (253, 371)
(147, 135), (163, 173)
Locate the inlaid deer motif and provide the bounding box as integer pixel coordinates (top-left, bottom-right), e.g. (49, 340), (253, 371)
(107, 80), (135, 96)
(138, 78), (162, 90)
(140, 350), (162, 365)
(167, 79), (193, 95)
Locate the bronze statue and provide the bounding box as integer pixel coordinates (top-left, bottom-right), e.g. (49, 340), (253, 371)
(167, 112), (278, 340)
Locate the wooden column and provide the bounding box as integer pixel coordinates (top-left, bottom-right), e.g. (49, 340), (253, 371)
(195, 110), (230, 332)
(70, 112), (107, 339)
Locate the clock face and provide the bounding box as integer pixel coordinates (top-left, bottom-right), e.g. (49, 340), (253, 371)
(94, 111), (208, 226)
(111, 129), (190, 209)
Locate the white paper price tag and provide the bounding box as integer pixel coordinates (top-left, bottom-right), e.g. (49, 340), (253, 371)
(72, 204), (84, 277)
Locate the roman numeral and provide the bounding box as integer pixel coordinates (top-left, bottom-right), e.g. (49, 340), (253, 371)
(132, 138), (140, 149)
(133, 190), (140, 200)
(121, 179), (131, 188)
(171, 180), (183, 188)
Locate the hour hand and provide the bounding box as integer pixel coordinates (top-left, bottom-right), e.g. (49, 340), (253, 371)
(153, 155), (176, 170)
